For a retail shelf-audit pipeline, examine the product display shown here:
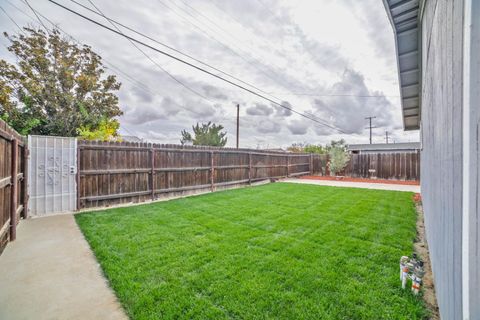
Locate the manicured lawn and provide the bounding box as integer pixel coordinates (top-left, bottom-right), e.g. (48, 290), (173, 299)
(76, 183), (426, 319)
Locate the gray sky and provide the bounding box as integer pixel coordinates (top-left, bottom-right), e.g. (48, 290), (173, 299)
(0, 0), (419, 148)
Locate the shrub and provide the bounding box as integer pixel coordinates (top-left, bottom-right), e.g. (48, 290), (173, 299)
(328, 146), (350, 176)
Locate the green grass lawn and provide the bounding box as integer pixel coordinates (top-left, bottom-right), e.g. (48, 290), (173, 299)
(75, 183), (426, 320)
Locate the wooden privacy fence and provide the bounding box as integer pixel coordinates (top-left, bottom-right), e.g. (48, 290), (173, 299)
(78, 141), (324, 209)
(343, 152), (420, 180)
(0, 119), (27, 252)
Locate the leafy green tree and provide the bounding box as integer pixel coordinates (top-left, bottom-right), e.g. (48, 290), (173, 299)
(77, 118), (120, 141)
(286, 142), (306, 153)
(181, 122), (227, 146)
(326, 139), (347, 152)
(0, 27), (123, 136)
(287, 143), (326, 154)
(304, 144), (326, 154)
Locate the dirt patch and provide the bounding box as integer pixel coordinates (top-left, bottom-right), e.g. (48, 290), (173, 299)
(413, 196), (440, 319)
(300, 175), (420, 186)
(413, 193), (422, 202)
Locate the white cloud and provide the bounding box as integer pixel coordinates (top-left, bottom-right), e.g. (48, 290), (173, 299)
(0, 0), (419, 147)
(246, 103), (274, 116)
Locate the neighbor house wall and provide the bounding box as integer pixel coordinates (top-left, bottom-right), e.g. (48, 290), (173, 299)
(420, 0), (464, 318)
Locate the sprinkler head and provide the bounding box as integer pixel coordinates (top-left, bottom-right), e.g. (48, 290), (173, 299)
(414, 266), (426, 278)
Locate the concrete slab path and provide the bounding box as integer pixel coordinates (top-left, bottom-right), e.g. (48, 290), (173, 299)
(0, 214), (128, 320)
(281, 178), (421, 193)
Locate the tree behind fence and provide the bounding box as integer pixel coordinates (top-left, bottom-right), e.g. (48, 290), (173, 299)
(78, 141), (327, 209)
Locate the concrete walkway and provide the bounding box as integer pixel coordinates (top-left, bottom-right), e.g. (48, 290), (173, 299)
(281, 178), (421, 193)
(0, 214), (128, 320)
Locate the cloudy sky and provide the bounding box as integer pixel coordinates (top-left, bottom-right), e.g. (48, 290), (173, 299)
(0, 0), (419, 148)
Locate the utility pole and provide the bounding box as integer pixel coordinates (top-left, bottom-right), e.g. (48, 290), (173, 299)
(236, 104), (240, 149)
(385, 131), (389, 144)
(365, 116), (376, 144)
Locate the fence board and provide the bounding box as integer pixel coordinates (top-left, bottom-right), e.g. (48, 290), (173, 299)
(343, 152), (420, 180)
(78, 141), (324, 209)
(0, 119), (27, 253)
(77, 142), (419, 210)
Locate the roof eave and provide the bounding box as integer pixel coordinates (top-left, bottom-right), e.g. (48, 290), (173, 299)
(382, 0), (422, 131)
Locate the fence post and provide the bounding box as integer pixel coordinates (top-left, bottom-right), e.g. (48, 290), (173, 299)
(22, 145), (28, 219)
(165, 147), (170, 191)
(76, 141), (81, 211)
(417, 150), (420, 180)
(150, 147), (155, 200)
(10, 138), (18, 241)
(310, 153), (313, 175)
(210, 151), (215, 192)
(286, 154), (290, 177)
(248, 152), (252, 185)
(326, 155), (330, 176)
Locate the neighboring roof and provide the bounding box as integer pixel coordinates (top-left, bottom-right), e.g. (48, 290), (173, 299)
(383, 0), (421, 130)
(120, 135), (143, 142)
(347, 142), (420, 151)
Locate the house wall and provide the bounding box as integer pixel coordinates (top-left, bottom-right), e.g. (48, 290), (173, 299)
(462, 0), (480, 318)
(420, 0), (464, 319)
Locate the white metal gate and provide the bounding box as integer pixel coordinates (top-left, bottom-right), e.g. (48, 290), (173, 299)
(28, 136), (77, 216)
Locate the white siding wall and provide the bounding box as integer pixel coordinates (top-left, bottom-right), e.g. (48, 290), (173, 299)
(420, 0), (464, 319)
(462, 0), (480, 318)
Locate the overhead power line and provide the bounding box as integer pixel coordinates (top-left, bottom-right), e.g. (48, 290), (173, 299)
(24, 0), (49, 32)
(68, 0), (340, 130)
(157, 0), (288, 91)
(11, 0), (344, 135)
(84, 0), (213, 104)
(67, 0), (274, 96)
(46, 0), (346, 134)
(168, 0), (334, 113)
(7, 0), (277, 138)
(174, 0), (316, 102)
(9, 0), (156, 93)
(6, 0), (211, 119)
(0, 6), (23, 32)
(208, 0), (286, 58)
(266, 92), (400, 98)
(208, 0), (340, 102)
(5, 0), (270, 149)
(4, 0), (35, 21)
(252, 0), (333, 79)
(12, 1), (139, 83)
(171, 0), (294, 93)
(66, 0), (384, 123)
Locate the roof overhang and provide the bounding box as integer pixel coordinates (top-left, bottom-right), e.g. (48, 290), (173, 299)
(347, 142), (421, 151)
(383, 0), (421, 130)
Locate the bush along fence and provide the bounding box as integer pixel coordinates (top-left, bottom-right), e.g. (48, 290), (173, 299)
(78, 141), (327, 209)
(342, 152), (420, 181)
(0, 119), (27, 252)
